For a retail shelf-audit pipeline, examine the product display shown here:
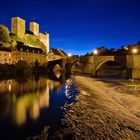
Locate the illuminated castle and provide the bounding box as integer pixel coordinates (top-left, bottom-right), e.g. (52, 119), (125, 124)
(11, 17), (49, 53)
(0, 17), (50, 65)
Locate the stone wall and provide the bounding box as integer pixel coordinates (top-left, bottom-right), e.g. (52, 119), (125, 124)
(126, 55), (140, 79)
(37, 33), (49, 53)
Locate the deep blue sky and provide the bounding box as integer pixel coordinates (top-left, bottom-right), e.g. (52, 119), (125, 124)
(0, 0), (140, 55)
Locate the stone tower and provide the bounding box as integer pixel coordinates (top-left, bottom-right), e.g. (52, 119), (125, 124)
(29, 22), (39, 35)
(11, 17), (25, 38)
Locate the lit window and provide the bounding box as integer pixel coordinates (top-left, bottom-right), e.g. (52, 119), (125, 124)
(9, 54), (11, 57)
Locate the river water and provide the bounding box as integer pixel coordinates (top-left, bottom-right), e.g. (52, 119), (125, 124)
(0, 74), (78, 140)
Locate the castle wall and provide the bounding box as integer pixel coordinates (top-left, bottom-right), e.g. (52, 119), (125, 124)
(37, 33), (49, 53)
(0, 51), (13, 64)
(0, 49), (47, 66)
(15, 51), (47, 66)
(11, 17), (25, 38)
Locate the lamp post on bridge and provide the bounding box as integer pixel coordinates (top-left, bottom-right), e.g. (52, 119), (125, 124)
(132, 48), (138, 54)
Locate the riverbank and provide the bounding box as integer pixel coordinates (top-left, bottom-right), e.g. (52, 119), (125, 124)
(54, 75), (140, 139)
(28, 74), (140, 140)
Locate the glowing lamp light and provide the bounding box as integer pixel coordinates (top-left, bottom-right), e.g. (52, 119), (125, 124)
(93, 49), (98, 55)
(68, 53), (72, 57)
(132, 48), (138, 54)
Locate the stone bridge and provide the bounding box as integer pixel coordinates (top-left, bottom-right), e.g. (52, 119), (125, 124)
(47, 49), (140, 79)
(65, 56), (81, 73)
(63, 55), (140, 79)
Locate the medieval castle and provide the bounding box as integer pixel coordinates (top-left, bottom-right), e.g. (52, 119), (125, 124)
(0, 17), (50, 66)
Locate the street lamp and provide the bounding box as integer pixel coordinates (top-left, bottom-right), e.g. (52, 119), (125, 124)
(132, 48), (138, 54)
(93, 49), (98, 55)
(68, 53), (72, 57)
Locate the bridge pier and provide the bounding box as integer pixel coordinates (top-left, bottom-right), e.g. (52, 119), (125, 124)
(126, 55), (140, 79)
(126, 68), (140, 79)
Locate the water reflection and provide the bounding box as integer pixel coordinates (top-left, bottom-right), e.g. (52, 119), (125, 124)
(0, 75), (63, 126)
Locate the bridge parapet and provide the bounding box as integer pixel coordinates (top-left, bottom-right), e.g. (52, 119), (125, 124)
(47, 54), (66, 62)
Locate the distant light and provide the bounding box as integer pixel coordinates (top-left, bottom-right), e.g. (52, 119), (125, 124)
(93, 49), (98, 55)
(68, 53), (72, 57)
(132, 48), (138, 54)
(123, 47), (128, 50)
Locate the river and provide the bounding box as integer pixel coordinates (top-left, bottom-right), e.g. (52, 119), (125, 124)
(0, 73), (78, 140)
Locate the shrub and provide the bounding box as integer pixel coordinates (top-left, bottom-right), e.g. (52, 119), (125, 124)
(0, 24), (11, 43)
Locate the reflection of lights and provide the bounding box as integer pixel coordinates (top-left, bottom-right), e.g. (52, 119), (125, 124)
(54, 71), (61, 78)
(39, 87), (49, 108)
(93, 49), (98, 55)
(65, 79), (72, 99)
(8, 84), (11, 92)
(30, 101), (40, 120)
(15, 98), (26, 126)
(9, 54), (11, 57)
(50, 81), (54, 90)
(68, 53), (72, 57)
(132, 48), (138, 54)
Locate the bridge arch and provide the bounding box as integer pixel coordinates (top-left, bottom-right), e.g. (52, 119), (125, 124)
(95, 60), (125, 76)
(65, 60), (80, 74)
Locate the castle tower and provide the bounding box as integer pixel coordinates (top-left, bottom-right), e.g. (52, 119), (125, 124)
(11, 17), (25, 38)
(29, 22), (39, 35)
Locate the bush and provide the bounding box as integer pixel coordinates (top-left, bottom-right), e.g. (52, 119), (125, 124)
(0, 24), (11, 43)
(15, 60), (30, 74)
